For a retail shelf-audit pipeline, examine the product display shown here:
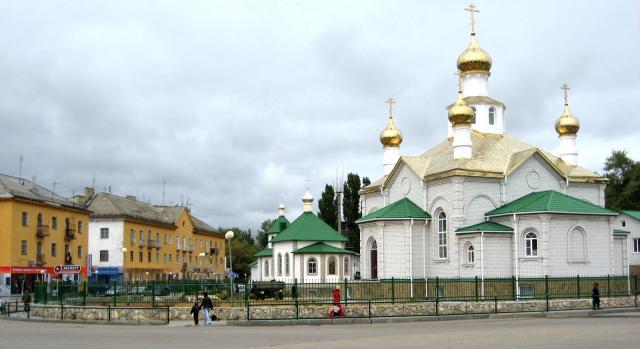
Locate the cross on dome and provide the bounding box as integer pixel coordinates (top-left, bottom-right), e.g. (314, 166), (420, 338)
(386, 97), (396, 118)
(465, 3), (479, 35)
(561, 83), (570, 105)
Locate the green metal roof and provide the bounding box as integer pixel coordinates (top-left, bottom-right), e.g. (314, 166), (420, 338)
(621, 210), (640, 222)
(266, 215), (290, 234)
(613, 229), (631, 235)
(249, 261), (257, 267)
(455, 221), (513, 234)
(293, 242), (356, 254)
(254, 248), (273, 257)
(356, 197), (431, 223)
(485, 190), (618, 217)
(270, 212), (348, 243)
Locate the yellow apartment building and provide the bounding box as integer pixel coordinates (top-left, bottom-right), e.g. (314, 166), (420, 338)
(80, 190), (225, 282)
(0, 175), (90, 295)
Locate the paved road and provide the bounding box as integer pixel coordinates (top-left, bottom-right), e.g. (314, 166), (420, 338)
(1, 313), (639, 349)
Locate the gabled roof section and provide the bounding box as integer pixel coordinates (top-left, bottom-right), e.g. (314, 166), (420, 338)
(373, 132), (605, 183)
(254, 248), (273, 257)
(485, 190), (618, 217)
(270, 212), (348, 243)
(87, 193), (175, 227)
(0, 174), (89, 212)
(267, 215), (290, 234)
(293, 242), (356, 254)
(356, 197), (430, 224)
(455, 221), (513, 234)
(359, 175), (387, 195)
(621, 210), (640, 222)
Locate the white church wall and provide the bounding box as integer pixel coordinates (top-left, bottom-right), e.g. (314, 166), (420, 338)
(506, 155), (563, 202)
(462, 177), (501, 226)
(411, 222), (427, 278)
(359, 223), (381, 280)
(383, 222), (410, 278)
(88, 219), (124, 270)
(616, 214), (640, 269)
(387, 165), (424, 208)
(483, 235), (513, 277)
(566, 183), (601, 205)
(363, 192), (385, 215)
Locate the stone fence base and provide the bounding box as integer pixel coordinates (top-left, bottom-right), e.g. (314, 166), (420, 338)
(29, 296), (637, 322)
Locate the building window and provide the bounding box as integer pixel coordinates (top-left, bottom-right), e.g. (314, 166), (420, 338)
(471, 106), (476, 124)
(519, 285), (535, 299)
(524, 231), (538, 257)
(438, 211), (448, 259)
(156, 233), (160, 244)
(277, 254), (283, 276)
(569, 227), (586, 261)
(100, 228), (109, 239)
(344, 256), (350, 275)
(285, 253), (290, 276)
(156, 253), (160, 263)
(148, 252), (151, 263)
(37, 242), (43, 254)
(37, 213), (43, 226)
(328, 256), (337, 275)
(633, 238), (640, 253)
(436, 286), (445, 298)
(51, 243), (57, 257)
(139, 251), (143, 262)
(22, 212), (28, 226)
(77, 246), (82, 258)
(466, 244), (475, 264)
(488, 107), (495, 125)
(264, 260), (270, 277)
(307, 258), (318, 275)
(130, 250), (134, 262)
(99, 250), (109, 262)
(77, 221), (83, 234)
(130, 229), (135, 243)
(52, 217), (58, 229)
(139, 230), (144, 242)
(621, 220), (626, 228)
(21, 240), (27, 255)
(169, 254), (172, 262)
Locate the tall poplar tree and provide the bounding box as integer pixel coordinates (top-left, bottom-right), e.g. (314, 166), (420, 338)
(343, 173), (363, 251)
(318, 184), (338, 230)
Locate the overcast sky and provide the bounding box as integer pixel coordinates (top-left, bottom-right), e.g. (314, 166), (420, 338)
(1, 0), (638, 232)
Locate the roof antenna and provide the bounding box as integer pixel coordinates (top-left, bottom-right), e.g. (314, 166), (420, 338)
(92, 174), (96, 189)
(162, 180), (166, 206)
(19, 155), (23, 180)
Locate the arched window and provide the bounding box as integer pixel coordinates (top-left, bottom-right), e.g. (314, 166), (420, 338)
(344, 256), (350, 275)
(524, 231), (538, 257)
(471, 106), (477, 124)
(264, 260), (270, 277)
(37, 213), (43, 226)
(488, 107), (495, 125)
(569, 227), (586, 261)
(328, 256), (337, 275)
(285, 253), (290, 276)
(65, 218), (71, 230)
(277, 253), (283, 276)
(466, 244), (475, 264)
(307, 258), (317, 275)
(438, 211), (448, 259)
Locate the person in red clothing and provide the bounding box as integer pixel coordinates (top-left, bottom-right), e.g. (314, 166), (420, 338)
(329, 285), (346, 318)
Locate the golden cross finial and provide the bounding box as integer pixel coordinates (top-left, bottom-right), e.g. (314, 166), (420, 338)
(386, 97), (396, 118)
(561, 83), (570, 105)
(465, 3), (479, 35)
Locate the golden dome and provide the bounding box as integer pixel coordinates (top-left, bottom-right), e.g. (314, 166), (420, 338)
(555, 104), (580, 136)
(380, 116), (403, 147)
(448, 90), (474, 125)
(457, 35), (492, 73)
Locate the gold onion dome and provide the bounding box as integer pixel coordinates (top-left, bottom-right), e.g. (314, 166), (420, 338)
(555, 83), (580, 135)
(380, 117), (403, 147)
(457, 35), (492, 73)
(555, 104), (580, 135)
(448, 90), (474, 125)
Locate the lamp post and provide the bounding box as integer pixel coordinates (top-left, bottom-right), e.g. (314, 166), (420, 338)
(225, 230), (235, 300)
(122, 248), (127, 282)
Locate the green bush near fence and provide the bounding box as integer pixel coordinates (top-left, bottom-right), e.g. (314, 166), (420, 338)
(33, 275), (639, 308)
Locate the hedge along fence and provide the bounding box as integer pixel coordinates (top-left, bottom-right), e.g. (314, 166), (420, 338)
(33, 275), (639, 308)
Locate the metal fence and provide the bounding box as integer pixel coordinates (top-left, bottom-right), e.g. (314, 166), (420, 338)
(32, 275), (639, 308)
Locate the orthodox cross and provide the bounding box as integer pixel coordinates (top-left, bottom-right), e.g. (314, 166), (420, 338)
(386, 97), (396, 118)
(561, 83), (570, 105)
(304, 178), (311, 190)
(465, 3), (479, 35)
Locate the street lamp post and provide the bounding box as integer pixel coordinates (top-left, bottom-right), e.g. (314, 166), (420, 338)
(225, 231), (235, 301)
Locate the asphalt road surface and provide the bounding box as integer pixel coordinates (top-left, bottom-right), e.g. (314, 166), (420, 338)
(1, 313), (639, 349)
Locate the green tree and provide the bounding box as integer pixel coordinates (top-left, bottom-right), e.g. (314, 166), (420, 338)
(255, 219), (274, 249)
(604, 150), (640, 210)
(318, 184), (338, 230)
(363, 177), (371, 187)
(343, 173), (363, 252)
(217, 227), (258, 280)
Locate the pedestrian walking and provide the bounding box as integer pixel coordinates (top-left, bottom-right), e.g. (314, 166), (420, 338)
(21, 292), (31, 313)
(201, 292), (214, 325)
(592, 283), (600, 310)
(190, 301), (201, 326)
(329, 285), (346, 318)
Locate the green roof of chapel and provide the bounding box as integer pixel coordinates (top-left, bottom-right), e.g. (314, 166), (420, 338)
(485, 190), (617, 217)
(356, 197), (431, 223)
(270, 212), (348, 243)
(621, 210), (640, 222)
(266, 215), (290, 234)
(293, 242), (356, 254)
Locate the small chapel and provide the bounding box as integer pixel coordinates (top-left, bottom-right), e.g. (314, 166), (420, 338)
(356, 4), (628, 284)
(251, 190), (358, 283)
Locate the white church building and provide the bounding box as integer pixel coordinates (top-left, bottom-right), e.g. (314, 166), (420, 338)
(357, 4), (627, 281)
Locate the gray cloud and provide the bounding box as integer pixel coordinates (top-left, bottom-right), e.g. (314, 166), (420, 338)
(0, 0), (638, 231)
